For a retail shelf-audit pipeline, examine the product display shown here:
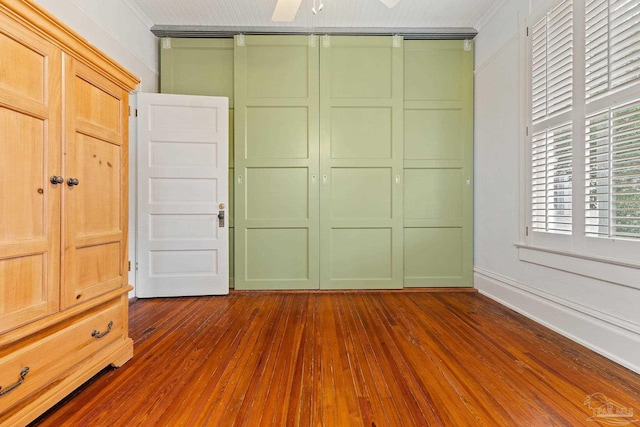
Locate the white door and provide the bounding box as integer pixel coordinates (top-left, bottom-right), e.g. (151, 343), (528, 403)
(136, 93), (229, 297)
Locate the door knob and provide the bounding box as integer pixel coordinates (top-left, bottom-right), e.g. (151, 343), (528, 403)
(67, 178), (79, 186)
(50, 176), (64, 184)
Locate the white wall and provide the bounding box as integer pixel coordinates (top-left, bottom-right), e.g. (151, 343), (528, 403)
(35, 0), (158, 92)
(474, 0), (640, 374)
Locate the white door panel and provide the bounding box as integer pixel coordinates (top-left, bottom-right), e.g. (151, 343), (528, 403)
(137, 93), (229, 297)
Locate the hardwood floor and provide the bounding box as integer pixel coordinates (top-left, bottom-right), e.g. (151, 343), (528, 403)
(31, 291), (640, 426)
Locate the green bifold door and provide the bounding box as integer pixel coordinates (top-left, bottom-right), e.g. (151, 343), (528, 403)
(160, 36), (473, 290)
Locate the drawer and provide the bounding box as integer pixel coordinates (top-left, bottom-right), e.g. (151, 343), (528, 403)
(0, 299), (124, 414)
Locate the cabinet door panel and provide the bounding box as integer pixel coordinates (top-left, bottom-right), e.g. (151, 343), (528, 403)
(62, 57), (129, 307)
(320, 36), (403, 289)
(0, 16), (61, 332)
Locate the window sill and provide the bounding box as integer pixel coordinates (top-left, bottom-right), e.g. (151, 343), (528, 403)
(515, 243), (640, 290)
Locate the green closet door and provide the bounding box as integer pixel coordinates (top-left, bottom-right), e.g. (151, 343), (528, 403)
(234, 35), (320, 289)
(319, 36), (404, 289)
(403, 40), (473, 287)
(160, 38), (237, 287)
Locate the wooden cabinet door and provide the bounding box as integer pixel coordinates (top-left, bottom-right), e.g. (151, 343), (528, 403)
(0, 15), (62, 332)
(61, 57), (129, 308)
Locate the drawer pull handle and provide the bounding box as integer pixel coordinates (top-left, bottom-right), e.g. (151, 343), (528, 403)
(91, 321), (113, 339)
(0, 367), (29, 396)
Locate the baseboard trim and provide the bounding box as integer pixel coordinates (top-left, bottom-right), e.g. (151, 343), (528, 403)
(474, 267), (640, 375)
(230, 287), (478, 295)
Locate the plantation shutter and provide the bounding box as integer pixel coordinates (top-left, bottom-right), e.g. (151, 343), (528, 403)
(585, 0), (640, 101)
(531, 0), (574, 234)
(585, 99), (640, 238)
(532, 0), (574, 123)
(532, 123), (574, 233)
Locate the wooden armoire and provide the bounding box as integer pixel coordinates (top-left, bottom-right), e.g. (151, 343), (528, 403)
(0, 0), (138, 424)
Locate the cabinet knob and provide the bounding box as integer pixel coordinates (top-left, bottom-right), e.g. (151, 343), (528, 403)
(50, 176), (64, 184)
(67, 178), (80, 186)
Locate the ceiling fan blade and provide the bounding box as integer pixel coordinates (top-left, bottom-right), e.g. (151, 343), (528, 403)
(272, 0), (304, 22)
(379, 0), (400, 8)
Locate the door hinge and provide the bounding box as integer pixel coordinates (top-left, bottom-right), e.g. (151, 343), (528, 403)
(526, 226), (529, 236)
(128, 261), (131, 271)
(526, 27), (529, 37)
(526, 126), (529, 136)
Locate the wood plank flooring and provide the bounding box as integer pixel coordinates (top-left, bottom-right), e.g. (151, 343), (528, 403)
(31, 291), (640, 426)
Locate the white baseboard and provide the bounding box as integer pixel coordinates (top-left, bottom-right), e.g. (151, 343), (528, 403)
(474, 267), (640, 375)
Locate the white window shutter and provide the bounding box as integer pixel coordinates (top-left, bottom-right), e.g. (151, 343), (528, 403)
(586, 0), (640, 101)
(532, 0), (573, 124)
(532, 123), (574, 233)
(586, 99), (640, 238)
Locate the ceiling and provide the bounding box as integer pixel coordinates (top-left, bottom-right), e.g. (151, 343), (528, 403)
(128, 0), (504, 38)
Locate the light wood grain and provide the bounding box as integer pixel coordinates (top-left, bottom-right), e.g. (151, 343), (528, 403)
(0, 10), (62, 334)
(61, 57), (129, 309)
(31, 291), (640, 426)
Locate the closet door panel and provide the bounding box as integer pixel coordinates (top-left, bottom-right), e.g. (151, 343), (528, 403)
(161, 38), (234, 98)
(330, 168), (392, 220)
(245, 228), (309, 280)
(404, 228), (464, 278)
(330, 107), (392, 159)
(330, 228), (392, 283)
(320, 36), (403, 289)
(245, 106), (309, 158)
(161, 38), (236, 287)
(245, 45), (309, 98)
(235, 35), (319, 289)
(403, 40), (473, 287)
(62, 57), (129, 307)
(0, 17), (61, 332)
(404, 109), (464, 160)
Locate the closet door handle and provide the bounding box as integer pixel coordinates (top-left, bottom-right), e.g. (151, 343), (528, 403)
(50, 176), (64, 184)
(0, 367), (29, 396)
(67, 178), (80, 186)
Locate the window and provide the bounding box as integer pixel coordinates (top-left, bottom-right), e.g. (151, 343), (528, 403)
(529, 0), (640, 244)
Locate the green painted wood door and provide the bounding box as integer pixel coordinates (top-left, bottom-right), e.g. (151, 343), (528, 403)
(403, 40), (473, 287)
(319, 36), (404, 289)
(234, 35), (320, 289)
(160, 38), (237, 287)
